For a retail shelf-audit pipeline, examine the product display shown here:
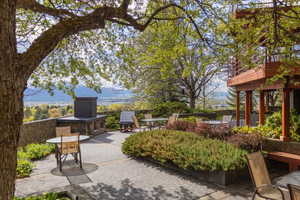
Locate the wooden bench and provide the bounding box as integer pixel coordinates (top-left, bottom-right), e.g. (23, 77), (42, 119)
(268, 152), (300, 172)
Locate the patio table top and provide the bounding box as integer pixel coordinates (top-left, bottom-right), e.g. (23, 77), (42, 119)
(141, 118), (168, 122)
(202, 120), (228, 125)
(46, 135), (90, 144)
(274, 170), (300, 188)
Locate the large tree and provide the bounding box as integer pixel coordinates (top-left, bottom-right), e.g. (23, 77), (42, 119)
(115, 18), (220, 108)
(0, 1), (202, 199)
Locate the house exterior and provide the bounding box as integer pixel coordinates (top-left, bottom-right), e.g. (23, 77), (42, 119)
(227, 0), (300, 141)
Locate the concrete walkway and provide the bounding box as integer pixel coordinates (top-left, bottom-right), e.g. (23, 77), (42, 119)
(16, 131), (254, 200)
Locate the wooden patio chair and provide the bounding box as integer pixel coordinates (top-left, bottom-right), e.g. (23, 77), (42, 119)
(57, 133), (82, 172)
(172, 113), (179, 120)
(246, 152), (286, 200)
(132, 116), (148, 132)
(160, 116), (177, 130)
(56, 126), (72, 137)
(288, 184), (300, 200)
(144, 114), (154, 129)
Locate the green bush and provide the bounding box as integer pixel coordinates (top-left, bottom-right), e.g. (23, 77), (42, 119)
(192, 108), (215, 114)
(16, 159), (34, 178)
(25, 144), (55, 160)
(16, 143), (55, 178)
(233, 111), (300, 142)
(105, 116), (120, 130)
(14, 192), (70, 200)
(122, 130), (248, 171)
(152, 101), (191, 117)
(180, 116), (199, 123)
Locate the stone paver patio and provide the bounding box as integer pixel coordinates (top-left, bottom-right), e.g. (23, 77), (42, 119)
(16, 131), (255, 200)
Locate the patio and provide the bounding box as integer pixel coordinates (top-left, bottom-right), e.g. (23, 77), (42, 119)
(15, 131), (254, 200)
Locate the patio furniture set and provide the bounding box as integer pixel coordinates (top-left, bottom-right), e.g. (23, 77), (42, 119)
(119, 111), (173, 132)
(45, 113), (300, 200)
(46, 126), (90, 172)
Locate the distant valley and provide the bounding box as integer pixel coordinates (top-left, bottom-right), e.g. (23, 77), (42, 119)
(24, 86), (134, 106)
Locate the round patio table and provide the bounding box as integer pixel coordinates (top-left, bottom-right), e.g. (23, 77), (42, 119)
(274, 171), (300, 189)
(47, 135), (90, 168)
(141, 118), (168, 123)
(202, 120), (228, 125)
(46, 135), (90, 144)
(141, 118), (168, 130)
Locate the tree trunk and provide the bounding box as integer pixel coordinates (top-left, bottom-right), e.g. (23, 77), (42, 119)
(0, 1), (23, 199)
(189, 97), (196, 109)
(0, 86), (24, 200)
(0, 75), (24, 200)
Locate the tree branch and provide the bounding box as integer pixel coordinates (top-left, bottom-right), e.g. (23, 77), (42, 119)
(18, 3), (183, 80)
(17, 0), (77, 18)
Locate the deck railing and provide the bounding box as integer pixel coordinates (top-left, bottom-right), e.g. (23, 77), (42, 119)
(228, 49), (300, 78)
(232, 0), (300, 12)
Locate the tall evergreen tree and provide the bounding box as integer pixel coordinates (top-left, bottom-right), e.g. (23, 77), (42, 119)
(226, 88), (245, 110)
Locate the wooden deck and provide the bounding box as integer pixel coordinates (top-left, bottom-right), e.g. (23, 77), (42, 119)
(227, 62), (300, 90)
(235, 5), (300, 19)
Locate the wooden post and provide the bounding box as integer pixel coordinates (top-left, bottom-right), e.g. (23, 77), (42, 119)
(236, 90), (240, 126)
(259, 91), (265, 125)
(281, 88), (290, 141)
(245, 91), (252, 126)
(249, 91), (253, 113)
(266, 91), (270, 112)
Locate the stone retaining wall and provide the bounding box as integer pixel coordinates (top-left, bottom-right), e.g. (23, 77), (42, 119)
(19, 118), (57, 147)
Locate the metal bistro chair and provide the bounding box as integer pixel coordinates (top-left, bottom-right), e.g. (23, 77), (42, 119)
(57, 133), (82, 172)
(246, 152), (286, 200)
(288, 184), (300, 200)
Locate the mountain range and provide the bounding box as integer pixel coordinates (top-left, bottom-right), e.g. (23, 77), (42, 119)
(24, 86), (133, 105)
(24, 86), (228, 106)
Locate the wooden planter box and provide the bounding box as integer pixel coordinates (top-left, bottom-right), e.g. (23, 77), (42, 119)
(263, 138), (300, 155)
(137, 157), (249, 186)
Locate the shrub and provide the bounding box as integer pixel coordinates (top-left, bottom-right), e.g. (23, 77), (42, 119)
(16, 159), (34, 178)
(180, 116), (199, 123)
(233, 111), (300, 142)
(152, 101), (191, 117)
(227, 133), (263, 152)
(25, 144), (55, 160)
(167, 120), (232, 140)
(105, 116), (120, 130)
(206, 125), (232, 140)
(14, 192), (70, 200)
(16, 143), (55, 178)
(122, 130), (248, 171)
(194, 122), (210, 136)
(17, 150), (30, 160)
(166, 120), (196, 132)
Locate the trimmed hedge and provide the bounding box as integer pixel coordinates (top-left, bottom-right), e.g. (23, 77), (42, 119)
(122, 130), (248, 171)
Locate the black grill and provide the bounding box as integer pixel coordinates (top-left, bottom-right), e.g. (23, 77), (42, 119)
(74, 97), (97, 118)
